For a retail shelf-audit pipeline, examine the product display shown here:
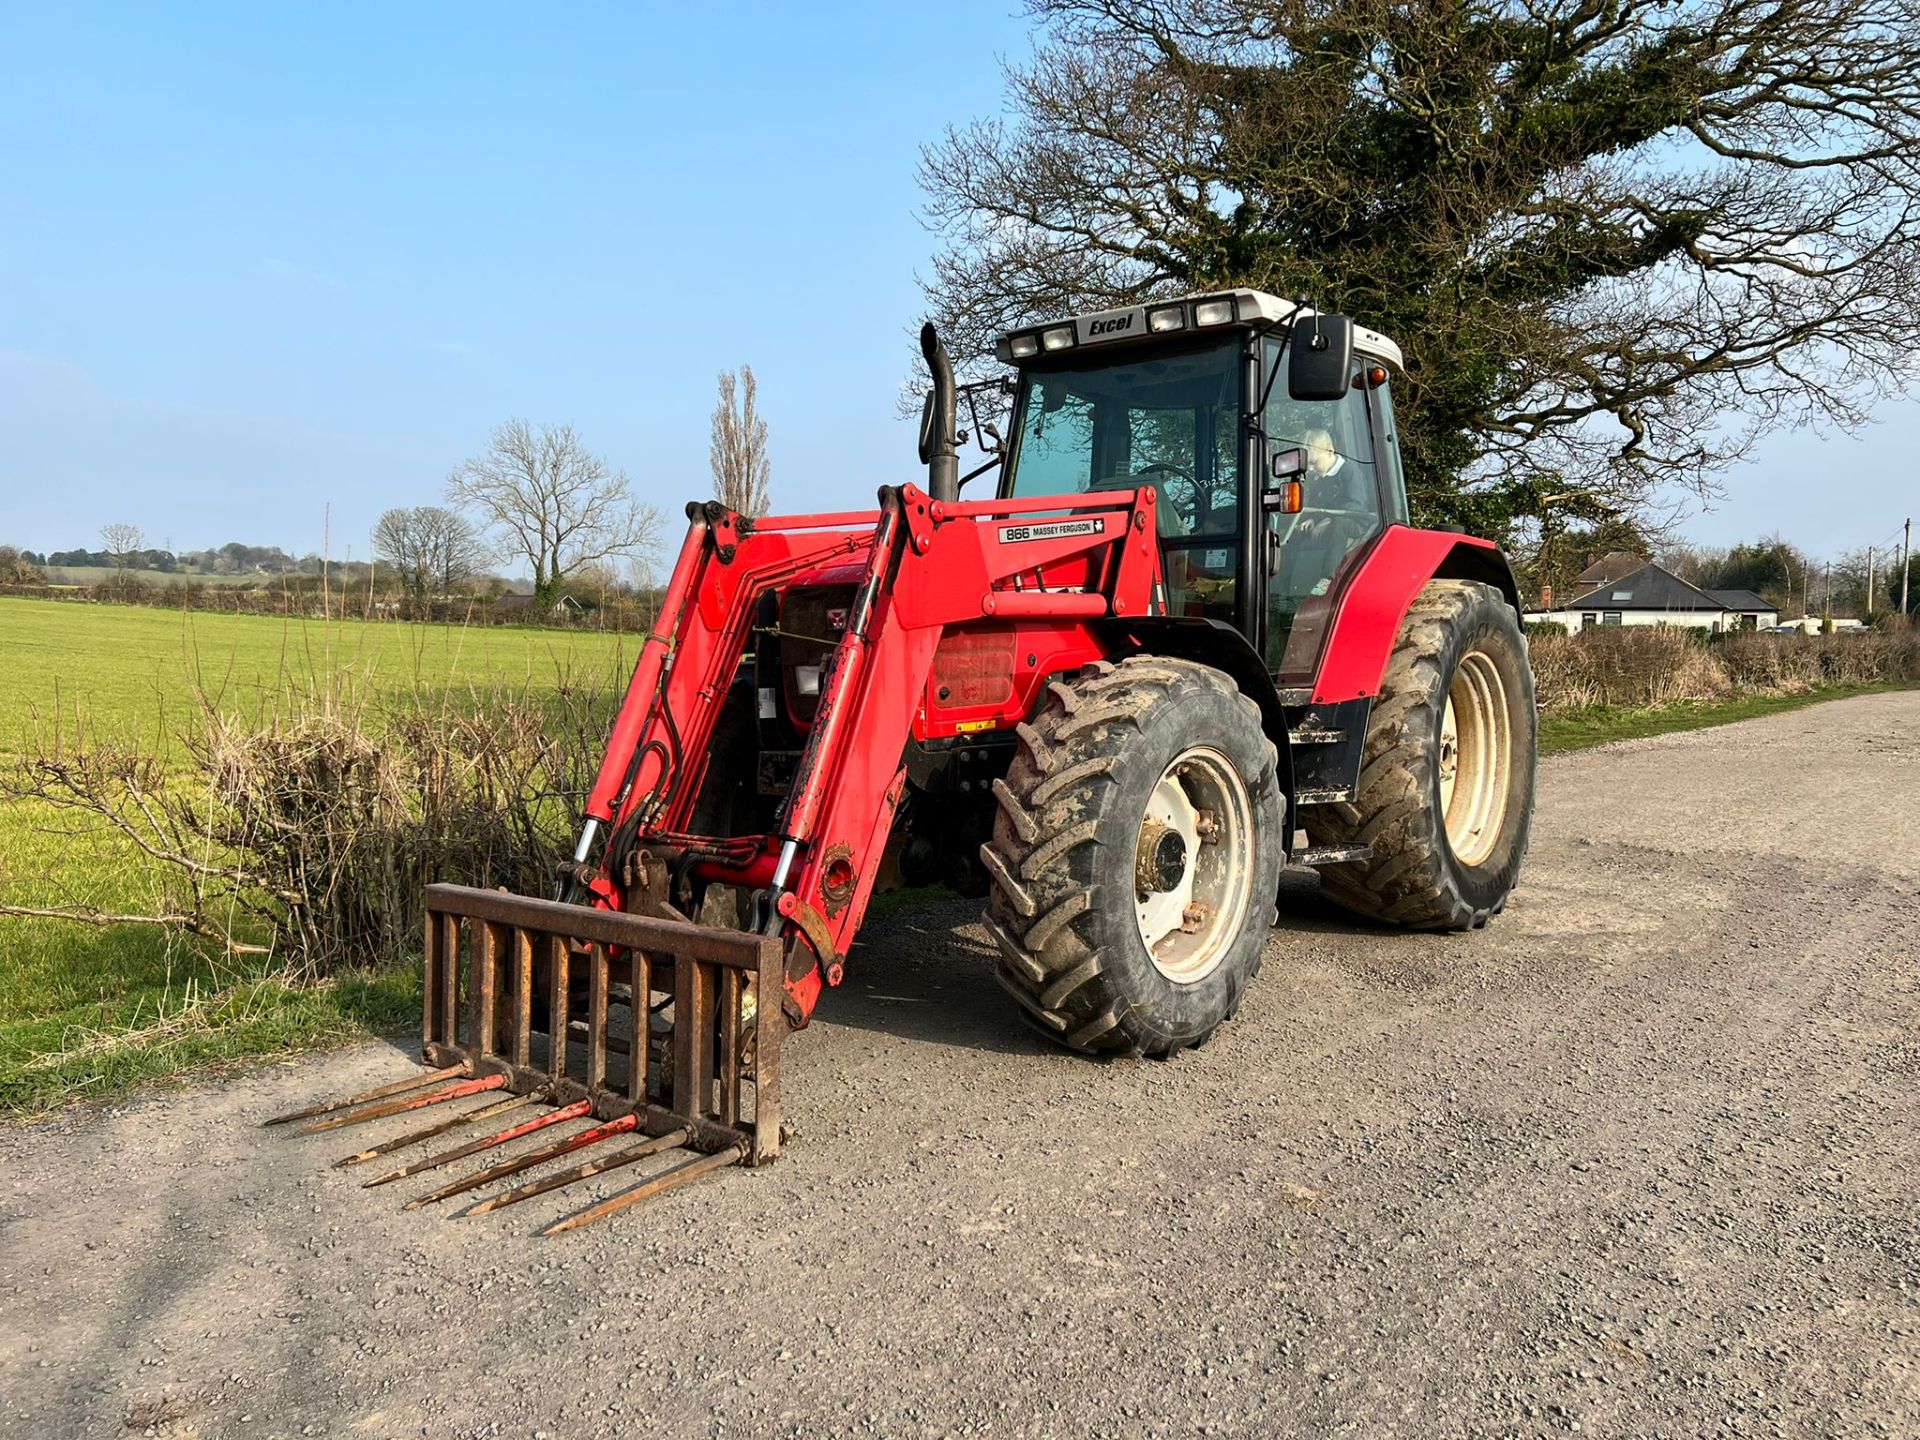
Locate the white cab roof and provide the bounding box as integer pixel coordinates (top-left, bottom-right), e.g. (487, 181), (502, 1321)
(995, 289), (1405, 369)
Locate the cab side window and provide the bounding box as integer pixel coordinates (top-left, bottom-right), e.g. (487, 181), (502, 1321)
(1259, 338), (1390, 679)
(1369, 377), (1411, 523)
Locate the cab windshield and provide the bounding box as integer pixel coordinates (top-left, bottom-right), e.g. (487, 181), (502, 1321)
(1006, 338), (1242, 539)
(1004, 338), (1244, 621)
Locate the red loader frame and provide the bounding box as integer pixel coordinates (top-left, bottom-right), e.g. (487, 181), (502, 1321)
(575, 481), (1168, 1028)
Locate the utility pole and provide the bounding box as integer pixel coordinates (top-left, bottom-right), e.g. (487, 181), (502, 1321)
(1866, 547), (1875, 619)
(322, 503), (332, 618)
(1822, 561), (1831, 628)
(1902, 517), (1912, 619)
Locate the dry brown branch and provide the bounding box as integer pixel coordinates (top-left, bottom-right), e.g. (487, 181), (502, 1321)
(0, 667), (616, 978)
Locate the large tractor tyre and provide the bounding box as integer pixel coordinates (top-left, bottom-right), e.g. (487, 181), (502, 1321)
(1309, 579), (1536, 930)
(981, 657), (1285, 1056)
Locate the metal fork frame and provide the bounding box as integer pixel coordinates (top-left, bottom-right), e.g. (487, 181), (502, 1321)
(421, 883), (783, 1165)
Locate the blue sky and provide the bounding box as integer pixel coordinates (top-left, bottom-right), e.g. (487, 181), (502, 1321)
(1, 3), (1913, 565)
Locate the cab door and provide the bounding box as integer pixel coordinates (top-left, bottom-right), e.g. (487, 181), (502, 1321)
(1255, 337), (1397, 683)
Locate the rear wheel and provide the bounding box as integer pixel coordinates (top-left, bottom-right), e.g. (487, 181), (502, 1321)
(1309, 579), (1535, 928)
(981, 657), (1284, 1055)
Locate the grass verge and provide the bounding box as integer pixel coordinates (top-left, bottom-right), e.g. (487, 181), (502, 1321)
(0, 963), (420, 1121)
(1539, 682), (1912, 755)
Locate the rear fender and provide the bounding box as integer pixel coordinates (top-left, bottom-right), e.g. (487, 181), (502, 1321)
(1097, 616), (1296, 830)
(1310, 527), (1519, 705)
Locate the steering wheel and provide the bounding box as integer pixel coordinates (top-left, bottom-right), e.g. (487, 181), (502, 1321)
(1088, 460), (1196, 492)
(1088, 462), (1198, 533)
(1273, 505), (1374, 548)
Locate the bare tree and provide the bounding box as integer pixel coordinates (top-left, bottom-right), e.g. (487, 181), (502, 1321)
(446, 420), (662, 604)
(922, 0), (1920, 536)
(373, 506), (487, 609)
(99, 523), (145, 572)
(710, 366), (772, 517)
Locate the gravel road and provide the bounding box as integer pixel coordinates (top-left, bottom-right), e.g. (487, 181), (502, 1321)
(3, 692), (1916, 1440)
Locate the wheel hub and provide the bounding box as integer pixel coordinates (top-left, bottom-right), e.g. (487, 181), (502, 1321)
(1440, 648), (1513, 867)
(1134, 747), (1255, 985)
(1135, 823), (1189, 893)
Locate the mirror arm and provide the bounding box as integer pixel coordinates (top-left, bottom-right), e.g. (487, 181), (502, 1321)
(955, 454), (1005, 493)
(1247, 300), (1306, 428)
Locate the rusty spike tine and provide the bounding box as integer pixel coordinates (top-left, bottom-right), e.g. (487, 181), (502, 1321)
(334, 1091), (542, 1168)
(543, 1145), (744, 1237)
(463, 1127), (692, 1217)
(295, 1073), (506, 1134)
(264, 1064), (465, 1126)
(402, 1112), (640, 1210)
(364, 1098), (592, 1187)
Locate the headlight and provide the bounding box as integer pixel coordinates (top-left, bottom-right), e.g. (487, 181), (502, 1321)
(1009, 333), (1040, 359)
(1147, 304), (1187, 333)
(1193, 297), (1235, 326)
(1040, 325), (1076, 351)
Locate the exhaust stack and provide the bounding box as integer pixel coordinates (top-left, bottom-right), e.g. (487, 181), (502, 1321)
(919, 322), (959, 503)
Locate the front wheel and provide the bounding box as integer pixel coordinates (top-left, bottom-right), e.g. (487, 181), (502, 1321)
(981, 657), (1285, 1056)
(1309, 579), (1536, 929)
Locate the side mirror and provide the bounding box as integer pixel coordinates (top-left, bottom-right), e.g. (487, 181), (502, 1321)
(917, 392), (937, 465)
(1287, 314), (1354, 402)
(1264, 447), (1307, 513)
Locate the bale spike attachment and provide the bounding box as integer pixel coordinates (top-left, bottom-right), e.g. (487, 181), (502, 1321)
(264, 1065), (464, 1126)
(333, 1091), (541, 1169)
(363, 1096), (588, 1187)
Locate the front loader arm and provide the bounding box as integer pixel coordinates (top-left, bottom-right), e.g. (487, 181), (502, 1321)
(285, 482), (1167, 1214)
(577, 483), (1165, 1030)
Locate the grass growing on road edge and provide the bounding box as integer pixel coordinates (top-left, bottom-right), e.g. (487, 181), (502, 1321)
(1538, 682), (1913, 755)
(0, 963), (420, 1121)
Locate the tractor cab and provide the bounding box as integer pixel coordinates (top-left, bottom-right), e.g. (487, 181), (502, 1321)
(993, 289), (1410, 684)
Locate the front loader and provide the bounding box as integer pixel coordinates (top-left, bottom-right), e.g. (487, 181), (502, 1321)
(276, 290), (1537, 1231)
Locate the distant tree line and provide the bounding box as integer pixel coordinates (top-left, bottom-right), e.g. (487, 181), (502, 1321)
(13, 541), (365, 577)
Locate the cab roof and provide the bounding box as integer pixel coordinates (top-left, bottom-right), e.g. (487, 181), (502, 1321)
(995, 288), (1404, 371)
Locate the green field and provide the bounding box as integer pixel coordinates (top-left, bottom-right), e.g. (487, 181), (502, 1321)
(0, 597), (633, 1117)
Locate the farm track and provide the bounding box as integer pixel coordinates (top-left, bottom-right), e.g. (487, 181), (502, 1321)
(1, 691), (1916, 1439)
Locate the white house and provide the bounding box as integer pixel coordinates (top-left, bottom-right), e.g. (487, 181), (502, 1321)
(1527, 562), (1780, 633)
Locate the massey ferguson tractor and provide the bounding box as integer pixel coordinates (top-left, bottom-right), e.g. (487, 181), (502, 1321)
(276, 290), (1537, 1233)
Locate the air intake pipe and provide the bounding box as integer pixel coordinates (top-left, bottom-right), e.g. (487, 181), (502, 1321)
(919, 322), (960, 504)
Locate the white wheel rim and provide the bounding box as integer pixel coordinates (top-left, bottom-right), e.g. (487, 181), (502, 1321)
(1439, 648), (1512, 867)
(1134, 746), (1254, 984)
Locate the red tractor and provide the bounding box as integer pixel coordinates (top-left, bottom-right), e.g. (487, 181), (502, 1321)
(280, 291), (1536, 1232)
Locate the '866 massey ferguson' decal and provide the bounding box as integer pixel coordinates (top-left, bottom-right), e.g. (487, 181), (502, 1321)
(998, 517), (1105, 544)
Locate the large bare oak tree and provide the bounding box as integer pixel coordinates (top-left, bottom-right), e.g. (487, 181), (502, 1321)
(446, 420), (661, 604)
(921, 0), (1920, 535)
